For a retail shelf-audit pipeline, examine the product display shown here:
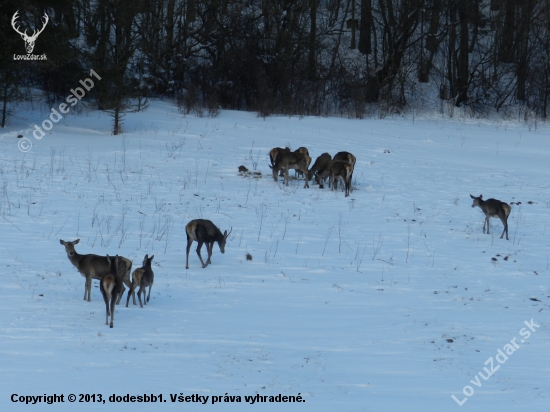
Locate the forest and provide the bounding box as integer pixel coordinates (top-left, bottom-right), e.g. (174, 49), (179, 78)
(1, 0), (549, 132)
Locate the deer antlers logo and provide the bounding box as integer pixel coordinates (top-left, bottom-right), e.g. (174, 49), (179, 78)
(11, 10), (49, 54)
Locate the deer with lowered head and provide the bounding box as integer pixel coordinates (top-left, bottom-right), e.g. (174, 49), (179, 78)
(308, 153), (334, 188)
(270, 150), (311, 188)
(185, 219), (232, 269)
(269, 147), (290, 176)
(269, 147), (290, 168)
(307, 152), (332, 184)
(330, 161), (353, 197)
(59, 239), (133, 304)
(332, 151), (356, 191)
(292, 147), (311, 177)
(470, 194), (512, 240)
(100, 255), (122, 328)
(126, 254), (154, 308)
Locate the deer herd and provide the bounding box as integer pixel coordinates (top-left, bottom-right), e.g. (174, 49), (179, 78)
(59, 145), (512, 329)
(269, 146), (356, 196)
(59, 218), (232, 328)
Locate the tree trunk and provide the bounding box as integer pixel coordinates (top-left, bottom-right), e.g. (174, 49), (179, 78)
(358, 0), (372, 55)
(1, 71), (9, 128)
(456, 0), (469, 105)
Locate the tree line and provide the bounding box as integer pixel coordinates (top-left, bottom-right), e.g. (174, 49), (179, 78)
(1, 0), (549, 132)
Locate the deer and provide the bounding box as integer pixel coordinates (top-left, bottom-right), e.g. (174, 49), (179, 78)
(11, 11), (49, 54)
(292, 147), (311, 178)
(59, 239), (133, 304)
(333, 151), (356, 191)
(330, 161), (353, 197)
(270, 151), (311, 188)
(126, 255), (154, 308)
(100, 255), (122, 328)
(470, 194), (512, 240)
(269, 147), (290, 167)
(185, 220), (232, 269)
(269, 147), (290, 176)
(307, 152), (332, 186)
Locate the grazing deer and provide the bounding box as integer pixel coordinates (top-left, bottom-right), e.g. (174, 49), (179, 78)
(100, 255), (122, 328)
(269, 147), (290, 176)
(292, 147), (311, 177)
(270, 151), (311, 188)
(330, 161), (353, 197)
(269, 147), (290, 166)
(307, 152), (332, 185)
(470, 194), (512, 240)
(333, 151), (356, 191)
(126, 255), (154, 308)
(185, 220), (232, 269)
(59, 239), (133, 304)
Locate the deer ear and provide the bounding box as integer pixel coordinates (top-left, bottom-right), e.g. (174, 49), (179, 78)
(60, 239), (65, 245)
(470, 194), (474, 199)
(479, 194), (483, 199)
(75, 239), (80, 244)
(144, 254), (148, 260)
(150, 255), (154, 261)
(106, 254), (111, 264)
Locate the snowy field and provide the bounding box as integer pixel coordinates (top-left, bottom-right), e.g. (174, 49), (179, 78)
(0, 101), (549, 411)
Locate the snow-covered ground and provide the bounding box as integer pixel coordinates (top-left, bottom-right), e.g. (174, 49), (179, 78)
(0, 101), (549, 411)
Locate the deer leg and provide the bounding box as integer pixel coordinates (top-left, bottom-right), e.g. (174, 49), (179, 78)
(499, 215), (509, 240)
(125, 284), (136, 308)
(206, 243), (214, 265)
(485, 216), (491, 234)
(85, 276), (92, 302)
(103, 295), (110, 325)
(284, 168), (290, 186)
(109, 296), (115, 328)
(302, 168), (309, 188)
(196, 242), (207, 268)
(185, 238), (193, 269)
(121, 274), (134, 305)
(137, 287), (144, 308)
(125, 286), (132, 308)
(128, 267), (136, 305)
(147, 285), (152, 303)
(116, 284), (125, 305)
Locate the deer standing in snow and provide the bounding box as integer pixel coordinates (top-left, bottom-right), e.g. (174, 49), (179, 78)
(330, 161), (353, 197)
(100, 255), (122, 328)
(307, 153), (332, 187)
(126, 254), (154, 308)
(270, 151), (311, 188)
(332, 151), (356, 191)
(185, 220), (232, 269)
(470, 194), (512, 240)
(59, 239), (133, 304)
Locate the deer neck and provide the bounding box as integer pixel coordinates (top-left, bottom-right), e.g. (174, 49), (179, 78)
(67, 250), (85, 268)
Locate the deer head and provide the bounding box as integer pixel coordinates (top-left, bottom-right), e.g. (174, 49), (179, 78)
(11, 11), (49, 54)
